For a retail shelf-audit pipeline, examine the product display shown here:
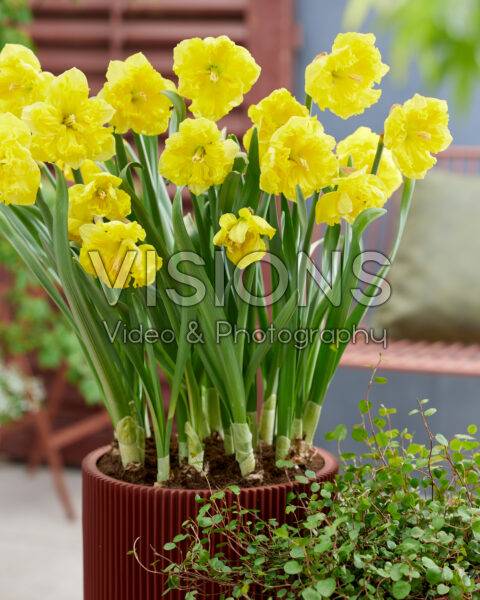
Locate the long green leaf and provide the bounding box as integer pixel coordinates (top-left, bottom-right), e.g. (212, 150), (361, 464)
(52, 166), (129, 425)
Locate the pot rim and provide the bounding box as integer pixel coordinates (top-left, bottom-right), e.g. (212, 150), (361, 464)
(82, 444), (339, 494)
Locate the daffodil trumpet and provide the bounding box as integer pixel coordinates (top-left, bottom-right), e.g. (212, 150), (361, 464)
(0, 36), (450, 483)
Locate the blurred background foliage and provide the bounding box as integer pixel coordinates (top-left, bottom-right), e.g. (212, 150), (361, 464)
(0, 1), (103, 406)
(0, 236), (102, 404)
(344, 0), (480, 109)
(0, 0), (33, 50)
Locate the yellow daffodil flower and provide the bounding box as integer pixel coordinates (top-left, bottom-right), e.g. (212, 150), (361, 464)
(173, 35), (260, 121)
(260, 116), (338, 201)
(159, 117), (238, 195)
(0, 44), (53, 117)
(243, 88), (309, 160)
(99, 52), (176, 136)
(316, 169), (387, 226)
(79, 220), (162, 289)
(213, 207), (275, 270)
(0, 112), (40, 206)
(305, 33), (389, 119)
(22, 68), (115, 170)
(337, 126), (402, 198)
(383, 94), (453, 179)
(68, 173), (132, 242)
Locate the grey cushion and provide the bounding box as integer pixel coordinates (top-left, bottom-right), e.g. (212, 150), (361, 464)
(369, 168), (480, 344)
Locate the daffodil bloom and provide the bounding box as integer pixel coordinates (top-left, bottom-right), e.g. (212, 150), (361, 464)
(173, 36), (260, 121)
(79, 221), (162, 289)
(22, 68), (115, 170)
(0, 44), (53, 117)
(383, 94), (452, 179)
(337, 127), (402, 197)
(0, 112), (40, 206)
(99, 52), (176, 136)
(213, 207), (275, 269)
(305, 33), (389, 119)
(316, 169), (387, 226)
(243, 88), (309, 160)
(68, 173), (132, 242)
(260, 116), (338, 201)
(159, 117), (238, 195)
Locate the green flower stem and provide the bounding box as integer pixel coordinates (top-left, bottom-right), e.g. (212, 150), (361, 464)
(232, 422), (255, 476)
(298, 190), (319, 313)
(247, 411), (258, 449)
(71, 168), (84, 185)
(224, 426), (234, 455)
(303, 401), (322, 445)
(305, 93), (313, 114)
(176, 395), (189, 464)
(114, 132), (132, 185)
(275, 344), (296, 458)
(292, 417), (303, 440)
(156, 455), (170, 484)
(185, 421), (204, 472)
(205, 388), (223, 437)
(259, 393), (276, 445)
(116, 416), (143, 466)
(371, 135), (384, 175)
(236, 264), (256, 365)
(136, 422), (146, 464)
(220, 403), (234, 455)
(275, 435), (291, 461)
(133, 132), (172, 251)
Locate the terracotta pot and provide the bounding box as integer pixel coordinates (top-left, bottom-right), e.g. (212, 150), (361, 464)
(82, 445), (338, 600)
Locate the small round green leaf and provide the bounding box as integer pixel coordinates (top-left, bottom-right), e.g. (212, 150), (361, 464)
(315, 578), (336, 598)
(284, 560), (302, 575)
(392, 581), (411, 599)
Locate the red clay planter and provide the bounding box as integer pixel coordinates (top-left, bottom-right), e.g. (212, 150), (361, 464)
(82, 445), (338, 600)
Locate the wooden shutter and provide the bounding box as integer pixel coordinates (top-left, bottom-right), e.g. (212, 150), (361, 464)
(28, 0), (302, 137)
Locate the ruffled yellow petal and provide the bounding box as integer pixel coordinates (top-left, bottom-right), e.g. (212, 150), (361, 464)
(384, 94), (452, 179)
(173, 35), (260, 121)
(260, 116), (338, 200)
(244, 88), (309, 159)
(213, 209), (275, 269)
(99, 52), (175, 135)
(315, 169), (387, 225)
(159, 117), (238, 194)
(0, 44), (52, 117)
(78, 220), (158, 289)
(305, 33), (389, 119)
(22, 68), (115, 169)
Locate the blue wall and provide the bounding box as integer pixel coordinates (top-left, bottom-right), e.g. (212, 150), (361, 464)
(296, 0), (480, 146)
(294, 0), (480, 449)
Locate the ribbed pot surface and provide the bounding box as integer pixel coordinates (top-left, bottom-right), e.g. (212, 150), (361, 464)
(82, 445), (338, 600)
